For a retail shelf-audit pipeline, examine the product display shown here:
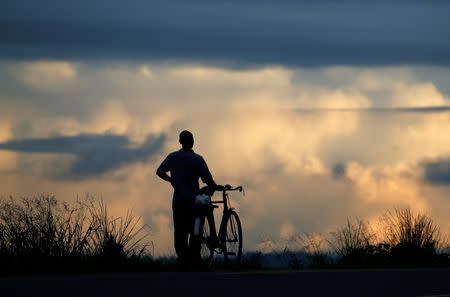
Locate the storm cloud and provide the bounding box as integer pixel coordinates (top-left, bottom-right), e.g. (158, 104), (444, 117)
(0, 133), (166, 179)
(1, 0), (450, 66)
(332, 163), (347, 179)
(422, 158), (450, 185)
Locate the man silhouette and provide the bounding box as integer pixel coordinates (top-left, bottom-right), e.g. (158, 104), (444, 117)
(156, 130), (222, 269)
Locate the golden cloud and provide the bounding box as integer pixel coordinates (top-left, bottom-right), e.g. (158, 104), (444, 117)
(1, 61), (450, 254)
(13, 60), (77, 91)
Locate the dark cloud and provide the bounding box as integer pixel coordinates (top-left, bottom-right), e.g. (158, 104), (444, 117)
(0, 133), (166, 179)
(366, 107), (450, 113)
(1, 0), (449, 66)
(294, 106), (450, 114)
(422, 158), (450, 185)
(332, 163), (347, 179)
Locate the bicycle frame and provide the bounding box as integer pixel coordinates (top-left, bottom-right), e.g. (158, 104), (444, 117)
(205, 186), (243, 251)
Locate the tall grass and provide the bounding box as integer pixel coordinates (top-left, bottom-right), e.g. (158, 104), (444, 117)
(383, 207), (442, 250)
(255, 208), (449, 269)
(0, 195), (92, 258)
(382, 207), (444, 265)
(89, 201), (151, 259)
(328, 218), (377, 266)
(0, 195), (151, 273)
(1, 195), (448, 272)
(328, 208), (446, 266)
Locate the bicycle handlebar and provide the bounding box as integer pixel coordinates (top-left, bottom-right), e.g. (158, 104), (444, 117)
(210, 184), (244, 208)
(221, 184), (243, 193)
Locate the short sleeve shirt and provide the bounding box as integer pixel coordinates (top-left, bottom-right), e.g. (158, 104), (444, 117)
(157, 149), (213, 207)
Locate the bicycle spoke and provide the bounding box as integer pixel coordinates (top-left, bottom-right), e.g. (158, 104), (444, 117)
(200, 216), (215, 268)
(222, 211), (242, 267)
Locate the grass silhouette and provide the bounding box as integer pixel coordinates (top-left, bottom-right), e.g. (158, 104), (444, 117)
(254, 209), (449, 269)
(0, 195), (449, 273)
(328, 218), (379, 267)
(382, 207), (447, 266)
(0, 195), (152, 274)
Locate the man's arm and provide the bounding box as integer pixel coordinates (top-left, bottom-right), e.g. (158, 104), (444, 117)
(199, 157), (224, 191)
(156, 169), (172, 183)
(203, 176), (218, 189)
(156, 155), (172, 183)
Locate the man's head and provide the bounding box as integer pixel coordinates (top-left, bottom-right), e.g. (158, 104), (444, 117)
(179, 130), (194, 149)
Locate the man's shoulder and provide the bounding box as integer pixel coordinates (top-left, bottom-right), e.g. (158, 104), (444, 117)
(192, 151), (205, 161)
(163, 151), (177, 159)
(178, 150), (205, 164)
(171, 150), (205, 161)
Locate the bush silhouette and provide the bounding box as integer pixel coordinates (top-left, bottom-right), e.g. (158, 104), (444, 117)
(0, 195), (150, 273)
(1, 195), (448, 273)
(88, 201), (149, 260)
(328, 218), (378, 266)
(382, 207), (443, 266)
(327, 208), (446, 267)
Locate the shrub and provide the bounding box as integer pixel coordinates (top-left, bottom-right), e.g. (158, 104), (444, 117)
(0, 195), (151, 273)
(287, 233), (330, 268)
(88, 201), (150, 260)
(382, 207), (442, 265)
(0, 195), (95, 258)
(328, 218), (376, 266)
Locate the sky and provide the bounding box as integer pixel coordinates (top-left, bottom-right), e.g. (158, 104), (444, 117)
(1, 1), (450, 255)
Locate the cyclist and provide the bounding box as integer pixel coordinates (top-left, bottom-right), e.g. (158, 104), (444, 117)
(156, 130), (223, 269)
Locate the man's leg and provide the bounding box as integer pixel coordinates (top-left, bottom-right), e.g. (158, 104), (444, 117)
(189, 210), (205, 268)
(173, 206), (190, 269)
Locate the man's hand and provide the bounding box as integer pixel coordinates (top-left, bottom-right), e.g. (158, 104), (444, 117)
(156, 170), (172, 183)
(199, 184), (225, 196)
(199, 186), (214, 196)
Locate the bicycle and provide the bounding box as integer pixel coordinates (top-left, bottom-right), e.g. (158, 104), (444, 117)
(197, 184), (244, 268)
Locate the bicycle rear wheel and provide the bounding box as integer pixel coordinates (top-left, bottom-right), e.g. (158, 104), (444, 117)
(199, 215), (214, 267)
(222, 210), (243, 266)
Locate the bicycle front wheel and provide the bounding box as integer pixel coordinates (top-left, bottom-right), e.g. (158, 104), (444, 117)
(223, 210), (243, 266)
(200, 215), (214, 267)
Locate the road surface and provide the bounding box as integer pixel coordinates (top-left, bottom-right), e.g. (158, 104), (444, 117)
(1, 269), (450, 297)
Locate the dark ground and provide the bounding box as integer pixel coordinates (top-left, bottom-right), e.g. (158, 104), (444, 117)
(1, 269), (450, 297)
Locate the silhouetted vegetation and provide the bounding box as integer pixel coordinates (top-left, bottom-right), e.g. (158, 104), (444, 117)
(0, 195), (152, 274)
(328, 218), (377, 266)
(329, 208), (448, 267)
(255, 207), (449, 269)
(382, 207), (446, 266)
(0, 195), (449, 274)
